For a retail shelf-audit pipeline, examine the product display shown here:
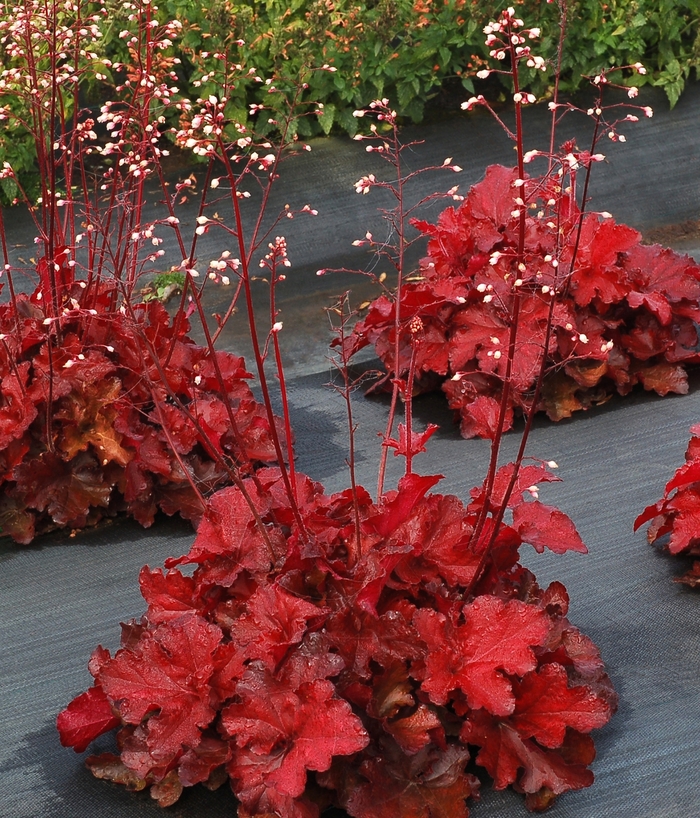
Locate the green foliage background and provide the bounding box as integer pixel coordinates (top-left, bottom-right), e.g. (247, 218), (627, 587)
(181, 0), (700, 134)
(0, 0), (698, 202)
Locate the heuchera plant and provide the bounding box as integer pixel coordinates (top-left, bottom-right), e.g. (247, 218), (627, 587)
(635, 424), (700, 588)
(348, 33), (700, 439)
(57, 463), (616, 816)
(0, 0), (306, 542)
(58, 7), (619, 817)
(0, 281), (280, 542)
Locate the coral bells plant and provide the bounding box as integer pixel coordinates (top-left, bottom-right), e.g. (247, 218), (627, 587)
(0, 0), (316, 542)
(57, 463), (616, 816)
(635, 424), (700, 588)
(349, 13), (700, 439)
(0, 283), (282, 542)
(58, 7), (619, 816)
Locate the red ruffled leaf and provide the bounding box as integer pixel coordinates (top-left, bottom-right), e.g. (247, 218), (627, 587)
(512, 501), (588, 555)
(231, 584), (326, 669)
(139, 567), (198, 625)
(223, 668), (368, 805)
(415, 597), (550, 715)
(511, 664), (612, 748)
(57, 686), (121, 753)
(98, 614), (222, 775)
(369, 473), (442, 538)
(167, 482), (279, 574)
(462, 712), (596, 797)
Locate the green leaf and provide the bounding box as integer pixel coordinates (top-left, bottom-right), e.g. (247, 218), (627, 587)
(0, 176), (18, 203)
(317, 103), (336, 135)
(335, 107), (359, 137)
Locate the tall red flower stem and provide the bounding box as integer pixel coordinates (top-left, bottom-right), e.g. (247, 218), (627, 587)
(328, 293), (364, 560)
(268, 258), (297, 495)
(469, 9), (529, 555)
(376, 115), (407, 499)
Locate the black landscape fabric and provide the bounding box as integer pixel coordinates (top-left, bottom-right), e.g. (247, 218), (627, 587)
(2, 82), (700, 818)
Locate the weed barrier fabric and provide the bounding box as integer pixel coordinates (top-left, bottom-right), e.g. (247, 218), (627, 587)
(2, 83), (700, 817)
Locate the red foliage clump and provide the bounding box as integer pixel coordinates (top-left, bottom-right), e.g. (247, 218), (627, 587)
(350, 164), (700, 438)
(0, 257), (283, 543)
(635, 423), (700, 587)
(58, 466), (615, 817)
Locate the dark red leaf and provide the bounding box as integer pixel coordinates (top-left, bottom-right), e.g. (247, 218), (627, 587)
(57, 686), (121, 752)
(177, 734), (233, 786)
(512, 501), (588, 555)
(511, 665), (612, 748)
(344, 742), (478, 818)
(223, 668), (368, 803)
(415, 597), (550, 715)
(462, 712), (595, 796)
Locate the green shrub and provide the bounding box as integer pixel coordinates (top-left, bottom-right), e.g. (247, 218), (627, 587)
(1, 0), (698, 203)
